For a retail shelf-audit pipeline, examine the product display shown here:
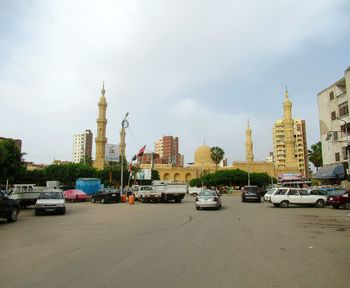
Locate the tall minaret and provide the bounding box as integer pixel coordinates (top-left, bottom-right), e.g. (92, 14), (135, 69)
(245, 119), (254, 163)
(119, 127), (126, 161)
(94, 83), (108, 170)
(283, 87), (298, 168)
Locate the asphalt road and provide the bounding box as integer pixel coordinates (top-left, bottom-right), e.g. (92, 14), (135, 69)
(0, 196), (349, 288)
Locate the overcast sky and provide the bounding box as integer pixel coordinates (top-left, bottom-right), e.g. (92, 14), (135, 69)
(1, 0), (350, 165)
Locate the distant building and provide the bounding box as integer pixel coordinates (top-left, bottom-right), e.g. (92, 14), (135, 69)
(318, 66), (350, 167)
(72, 130), (93, 163)
(25, 162), (47, 170)
(154, 136), (184, 166)
(0, 137), (22, 152)
(265, 152), (274, 162)
(53, 160), (72, 165)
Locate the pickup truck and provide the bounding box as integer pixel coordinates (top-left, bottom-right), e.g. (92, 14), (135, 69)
(9, 184), (45, 208)
(152, 183), (187, 203)
(139, 186), (161, 203)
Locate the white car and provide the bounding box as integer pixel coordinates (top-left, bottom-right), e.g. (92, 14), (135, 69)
(35, 191), (66, 215)
(264, 187), (281, 202)
(270, 188), (327, 208)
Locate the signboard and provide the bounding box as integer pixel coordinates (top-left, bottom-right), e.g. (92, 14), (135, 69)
(136, 169), (152, 180)
(278, 173), (303, 181)
(105, 144), (120, 162)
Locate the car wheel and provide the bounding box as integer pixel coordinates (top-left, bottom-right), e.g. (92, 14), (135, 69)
(101, 198), (105, 204)
(332, 204), (340, 209)
(61, 207), (66, 215)
(344, 202), (350, 210)
(242, 197), (245, 203)
(273, 203), (280, 207)
(91, 197), (95, 203)
(34, 209), (40, 216)
(196, 206), (200, 210)
(7, 208), (19, 222)
(315, 199), (325, 208)
(280, 201), (289, 208)
(257, 198), (261, 203)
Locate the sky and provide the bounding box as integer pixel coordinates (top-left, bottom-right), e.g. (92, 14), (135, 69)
(1, 0), (350, 165)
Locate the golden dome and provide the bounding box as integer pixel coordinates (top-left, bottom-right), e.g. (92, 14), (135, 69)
(194, 144), (216, 167)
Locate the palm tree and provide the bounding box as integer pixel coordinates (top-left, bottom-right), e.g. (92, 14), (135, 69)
(308, 142), (323, 171)
(210, 146), (225, 171)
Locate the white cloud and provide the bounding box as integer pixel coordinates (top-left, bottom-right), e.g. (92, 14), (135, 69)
(0, 0), (349, 164)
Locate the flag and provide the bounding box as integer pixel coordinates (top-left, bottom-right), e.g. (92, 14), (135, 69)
(136, 145), (146, 157)
(128, 163), (133, 172)
(131, 155), (137, 161)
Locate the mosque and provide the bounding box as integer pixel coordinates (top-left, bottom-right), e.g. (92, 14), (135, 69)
(93, 85), (301, 183)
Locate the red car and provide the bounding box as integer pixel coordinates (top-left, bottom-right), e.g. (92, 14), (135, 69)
(64, 189), (88, 202)
(327, 190), (350, 209)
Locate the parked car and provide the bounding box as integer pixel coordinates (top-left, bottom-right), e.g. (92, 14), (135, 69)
(195, 190), (222, 210)
(91, 188), (120, 204)
(263, 187), (280, 202)
(188, 187), (203, 196)
(64, 189), (88, 202)
(319, 187), (346, 196)
(241, 186), (261, 202)
(270, 188), (327, 208)
(35, 190), (66, 215)
(327, 190), (350, 209)
(0, 190), (20, 222)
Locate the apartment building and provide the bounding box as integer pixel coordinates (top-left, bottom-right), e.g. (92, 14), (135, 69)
(72, 130), (93, 163)
(317, 66), (350, 167)
(154, 136), (184, 166)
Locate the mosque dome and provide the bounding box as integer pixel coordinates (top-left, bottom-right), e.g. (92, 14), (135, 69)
(194, 144), (216, 167)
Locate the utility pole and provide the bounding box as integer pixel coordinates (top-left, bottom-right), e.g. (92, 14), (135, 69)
(120, 113), (129, 195)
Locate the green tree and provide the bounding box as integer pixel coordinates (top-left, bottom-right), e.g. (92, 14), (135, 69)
(308, 141), (323, 171)
(210, 146), (225, 171)
(80, 155), (93, 167)
(0, 139), (26, 183)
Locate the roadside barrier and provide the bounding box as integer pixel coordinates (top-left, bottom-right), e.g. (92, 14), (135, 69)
(128, 195), (135, 205)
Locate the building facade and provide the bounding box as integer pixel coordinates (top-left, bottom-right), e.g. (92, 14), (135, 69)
(72, 130), (93, 163)
(154, 136), (184, 166)
(272, 90), (308, 176)
(318, 66), (350, 167)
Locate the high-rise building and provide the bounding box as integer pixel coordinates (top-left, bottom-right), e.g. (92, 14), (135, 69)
(72, 130), (93, 163)
(272, 89), (308, 176)
(317, 66), (350, 167)
(154, 136), (184, 166)
(94, 84), (108, 170)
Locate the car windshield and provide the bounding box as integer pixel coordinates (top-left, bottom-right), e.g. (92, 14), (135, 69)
(39, 192), (63, 199)
(329, 190), (346, 196)
(245, 187), (258, 192)
(265, 188), (276, 195)
(199, 190), (216, 197)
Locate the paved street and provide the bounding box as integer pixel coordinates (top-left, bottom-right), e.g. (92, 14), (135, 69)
(0, 196), (349, 288)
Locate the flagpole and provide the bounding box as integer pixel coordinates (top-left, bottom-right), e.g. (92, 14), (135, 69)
(120, 113), (129, 197)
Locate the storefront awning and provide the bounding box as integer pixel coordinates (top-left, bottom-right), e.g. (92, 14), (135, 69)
(313, 164), (345, 179)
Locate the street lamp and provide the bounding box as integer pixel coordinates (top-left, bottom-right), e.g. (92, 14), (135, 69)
(337, 118), (350, 171)
(120, 113), (129, 195)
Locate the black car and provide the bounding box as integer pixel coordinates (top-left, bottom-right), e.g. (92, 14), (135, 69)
(0, 190), (21, 222)
(241, 186), (261, 202)
(91, 188), (121, 204)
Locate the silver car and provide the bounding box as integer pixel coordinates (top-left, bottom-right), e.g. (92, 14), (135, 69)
(195, 190), (222, 210)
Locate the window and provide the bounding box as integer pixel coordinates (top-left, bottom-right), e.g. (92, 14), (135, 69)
(288, 189), (300, 196)
(343, 147), (348, 159)
(340, 124), (350, 135)
(275, 189), (288, 195)
(339, 101), (349, 117)
(335, 152), (340, 162)
(330, 91), (334, 100)
(331, 111), (336, 120)
(334, 131), (338, 141)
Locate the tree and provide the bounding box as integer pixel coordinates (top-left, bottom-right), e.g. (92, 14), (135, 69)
(0, 139), (26, 183)
(308, 142), (323, 171)
(210, 146), (225, 171)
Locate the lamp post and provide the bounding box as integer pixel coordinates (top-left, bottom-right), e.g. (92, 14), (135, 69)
(337, 118), (350, 171)
(120, 113), (129, 195)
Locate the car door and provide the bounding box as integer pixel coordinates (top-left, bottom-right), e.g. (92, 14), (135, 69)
(0, 192), (10, 217)
(286, 189), (301, 204)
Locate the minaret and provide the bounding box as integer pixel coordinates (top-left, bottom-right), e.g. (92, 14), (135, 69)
(245, 119), (254, 162)
(283, 87), (298, 168)
(94, 83), (108, 170)
(119, 127), (126, 161)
